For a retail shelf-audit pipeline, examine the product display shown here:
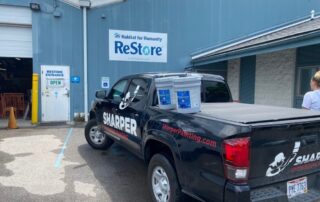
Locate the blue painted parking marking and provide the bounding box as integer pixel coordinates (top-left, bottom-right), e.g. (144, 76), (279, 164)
(54, 128), (74, 168)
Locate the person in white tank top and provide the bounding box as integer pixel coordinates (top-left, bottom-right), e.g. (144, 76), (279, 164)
(302, 71), (320, 111)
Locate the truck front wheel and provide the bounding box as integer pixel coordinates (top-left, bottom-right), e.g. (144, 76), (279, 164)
(148, 154), (182, 202)
(85, 119), (114, 150)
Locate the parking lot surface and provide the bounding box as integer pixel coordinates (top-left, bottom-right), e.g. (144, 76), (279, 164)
(0, 126), (152, 202)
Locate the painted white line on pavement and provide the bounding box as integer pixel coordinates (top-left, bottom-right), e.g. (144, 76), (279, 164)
(54, 128), (74, 168)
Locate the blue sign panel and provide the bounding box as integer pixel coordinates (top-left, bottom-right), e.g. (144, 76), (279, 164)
(71, 76), (80, 83)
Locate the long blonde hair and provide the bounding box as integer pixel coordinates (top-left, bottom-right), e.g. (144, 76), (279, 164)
(312, 71), (320, 87)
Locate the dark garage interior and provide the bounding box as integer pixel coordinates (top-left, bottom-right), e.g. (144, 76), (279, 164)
(0, 57), (32, 119)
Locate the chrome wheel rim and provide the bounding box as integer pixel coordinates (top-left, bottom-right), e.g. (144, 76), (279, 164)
(89, 126), (105, 145)
(152, 166), (170, 202)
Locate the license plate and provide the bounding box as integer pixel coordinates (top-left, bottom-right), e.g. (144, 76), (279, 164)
(287, 177), (308, 199)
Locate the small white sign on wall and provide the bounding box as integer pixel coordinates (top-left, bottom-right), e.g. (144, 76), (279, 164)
(101, 77), (110, 89)
(109, 29), (167, 63)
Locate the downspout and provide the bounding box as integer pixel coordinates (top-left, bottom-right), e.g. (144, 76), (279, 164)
(80, 0), (90, 122)
(79, 0), (125, 122)
(83, 7), (88, 122)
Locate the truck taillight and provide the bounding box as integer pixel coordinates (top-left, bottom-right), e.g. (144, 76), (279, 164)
(223, 137), (250, 183)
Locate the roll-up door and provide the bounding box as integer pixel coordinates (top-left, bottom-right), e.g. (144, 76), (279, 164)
(0, 5), (32, 58)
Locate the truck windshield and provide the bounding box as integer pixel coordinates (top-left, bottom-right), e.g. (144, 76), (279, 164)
(201, 80), (231, 103)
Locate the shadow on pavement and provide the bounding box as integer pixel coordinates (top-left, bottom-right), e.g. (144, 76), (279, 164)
(78, 143), (199, 202)
(78, 143), (152, 202)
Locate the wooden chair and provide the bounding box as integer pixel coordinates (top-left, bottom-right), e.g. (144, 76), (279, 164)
(15, 94), (25, 116)
(0, 94), (3, 117)
(2, 93), (24, 118)
(2, 107), (17, 118)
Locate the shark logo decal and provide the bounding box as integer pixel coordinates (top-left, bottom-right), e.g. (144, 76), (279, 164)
(119, 85), (140, 110)
(266, 141), (301, 177)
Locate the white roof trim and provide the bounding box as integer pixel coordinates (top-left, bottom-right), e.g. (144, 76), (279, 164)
(59, 0), (80, 8)
(91, 0), (124, 8)
(60, 0), (124, 8)
(191, 16), (319, 61)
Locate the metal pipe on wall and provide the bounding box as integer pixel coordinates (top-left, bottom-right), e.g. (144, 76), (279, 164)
(83, 6), (88, 122)
(80, 0), (124, 122)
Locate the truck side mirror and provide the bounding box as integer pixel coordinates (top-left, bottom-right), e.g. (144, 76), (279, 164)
(95, 90), (108, 99)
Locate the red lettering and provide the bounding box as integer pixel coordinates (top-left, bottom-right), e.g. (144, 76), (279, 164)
(162, 124), (216, 149)
(291, 161), (320, 172)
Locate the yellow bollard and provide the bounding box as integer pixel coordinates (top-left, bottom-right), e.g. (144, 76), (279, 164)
(31, 73), (39, 124)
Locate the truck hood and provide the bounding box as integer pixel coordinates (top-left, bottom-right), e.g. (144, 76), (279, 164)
(198, 103), (320, 124)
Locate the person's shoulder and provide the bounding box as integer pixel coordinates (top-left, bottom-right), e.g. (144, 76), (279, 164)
(304, 91), (312, 97)
(302, 91), (313, 108)
(304, 91), (314, 97)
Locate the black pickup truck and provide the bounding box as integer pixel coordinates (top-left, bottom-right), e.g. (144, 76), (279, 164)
(85, 73), (320, 202)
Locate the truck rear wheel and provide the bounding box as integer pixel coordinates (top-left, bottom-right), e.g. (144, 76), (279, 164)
(85, 119), (113, 150)
(148, 154), (182, 202)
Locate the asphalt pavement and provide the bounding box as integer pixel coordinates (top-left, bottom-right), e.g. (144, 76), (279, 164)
(0, 126), (152, 202)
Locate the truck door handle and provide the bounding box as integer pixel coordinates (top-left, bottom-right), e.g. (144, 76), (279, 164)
(134, 113), (139, 117)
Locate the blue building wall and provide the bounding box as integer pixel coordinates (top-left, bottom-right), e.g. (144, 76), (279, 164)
(87, 0), (320, 102)
(0, 0), (84, 120)
(2, 0), (320, 120)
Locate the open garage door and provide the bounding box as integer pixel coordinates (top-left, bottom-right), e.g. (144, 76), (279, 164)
(0, 5), (33, 127)
(0, 5), (32, 58)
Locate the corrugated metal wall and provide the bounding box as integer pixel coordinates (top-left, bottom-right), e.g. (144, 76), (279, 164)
(2, 0), (320, 115)
(0, 0), (84, 120)
(87, 0), (320, 102)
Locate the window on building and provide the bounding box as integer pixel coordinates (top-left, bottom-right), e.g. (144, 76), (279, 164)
(296, 67), (320, 96)
(190, 61), (228, 80)
(295, 44), (320, 108)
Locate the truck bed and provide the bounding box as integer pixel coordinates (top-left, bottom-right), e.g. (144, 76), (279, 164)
(197, 103), (320, 202)
(198, 103), (320, 124)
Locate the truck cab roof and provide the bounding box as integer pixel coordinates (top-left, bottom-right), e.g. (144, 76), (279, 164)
(121, 72), (225, 82)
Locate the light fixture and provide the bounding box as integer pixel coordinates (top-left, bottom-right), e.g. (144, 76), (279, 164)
(0, 68), (7, 71)
(79, 0), (91, 7)
(15, 58), (21, 61)
(30, 3), (41, 11)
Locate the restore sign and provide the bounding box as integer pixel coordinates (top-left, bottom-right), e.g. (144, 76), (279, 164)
(109, 29), (167, 63)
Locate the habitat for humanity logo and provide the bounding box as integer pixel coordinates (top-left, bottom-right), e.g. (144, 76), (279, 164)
(109, 29), (167, 63)
(114, 33), (121, 38)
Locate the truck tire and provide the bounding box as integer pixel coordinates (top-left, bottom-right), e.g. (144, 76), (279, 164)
(148, 154), (182, 202)
(85, 119), (114, 150)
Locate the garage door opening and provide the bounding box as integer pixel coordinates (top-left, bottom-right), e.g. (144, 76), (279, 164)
(0, 57), (32, 121)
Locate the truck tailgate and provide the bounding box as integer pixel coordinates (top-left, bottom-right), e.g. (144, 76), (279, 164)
(249, 119), (320, 201)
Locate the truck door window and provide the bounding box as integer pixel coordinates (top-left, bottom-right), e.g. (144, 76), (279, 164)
(127, 78), (151, 103)
(202, 80), (231, 102)
(109, 79), (129, 102)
